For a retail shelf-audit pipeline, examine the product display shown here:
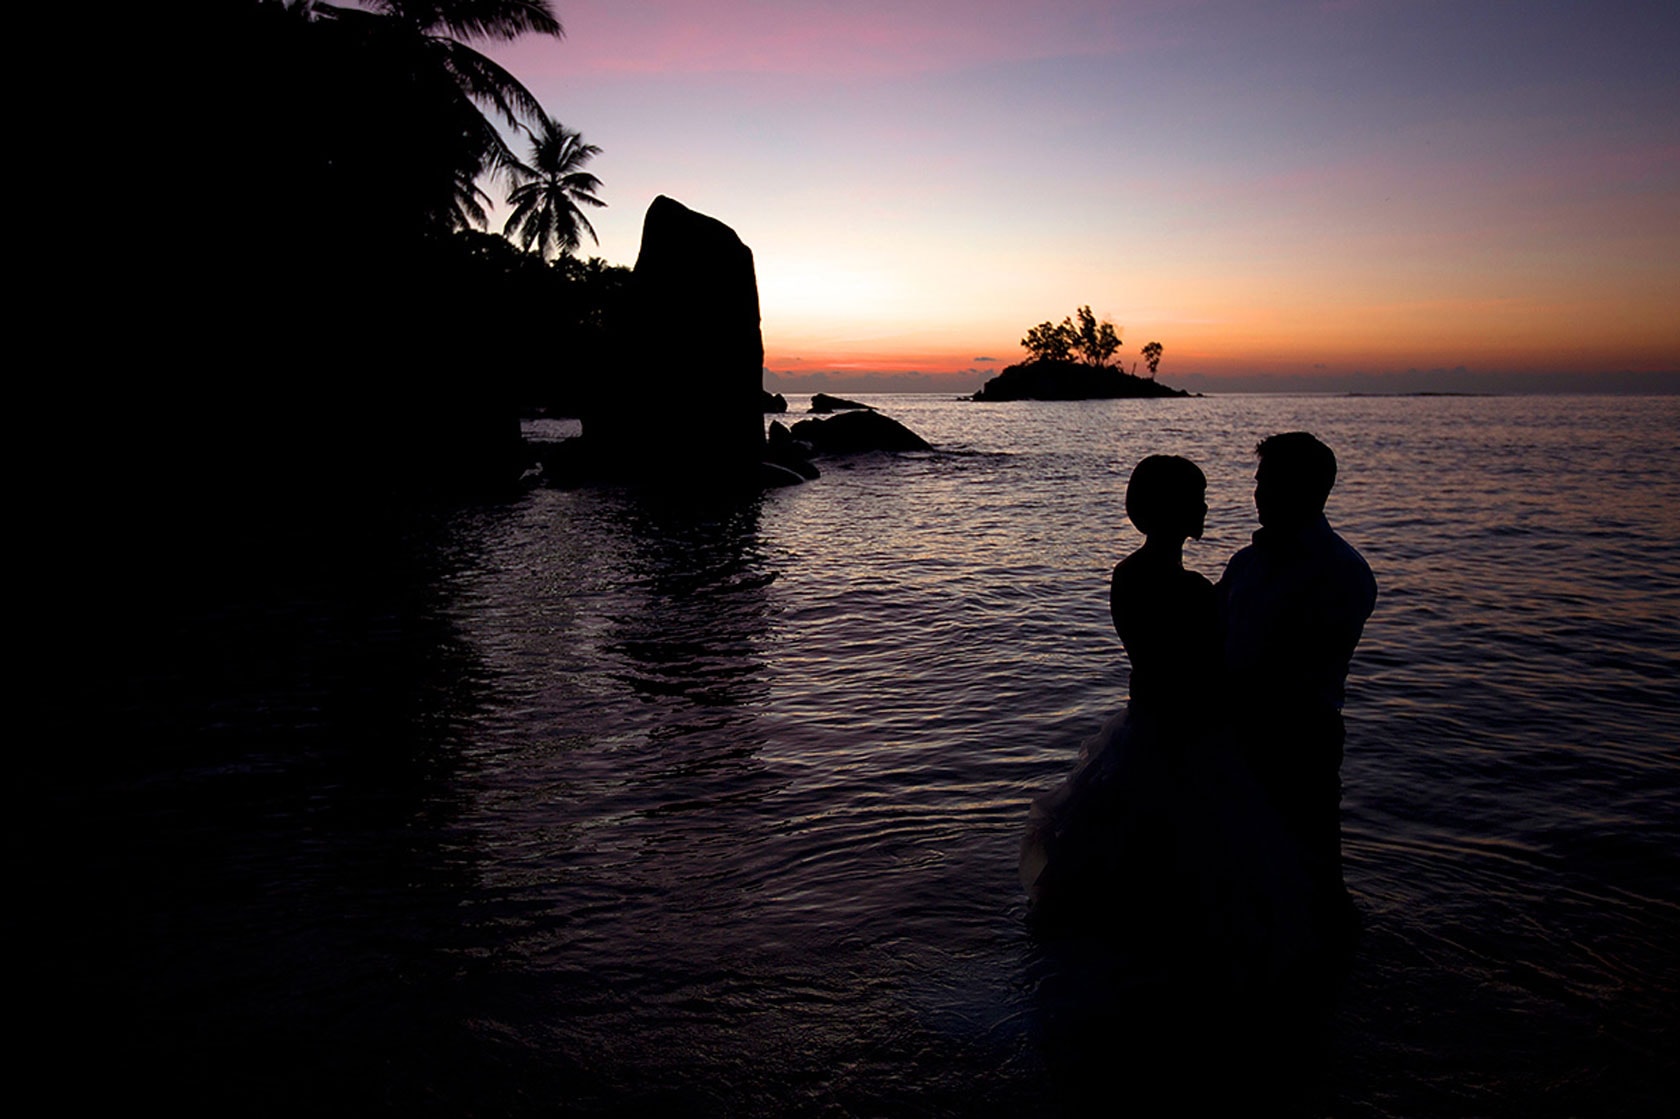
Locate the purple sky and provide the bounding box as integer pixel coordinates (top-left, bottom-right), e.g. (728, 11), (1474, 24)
(484, 1), (1680, 389)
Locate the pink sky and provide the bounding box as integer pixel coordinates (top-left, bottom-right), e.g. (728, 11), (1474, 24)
(487, 1), (1680, 390)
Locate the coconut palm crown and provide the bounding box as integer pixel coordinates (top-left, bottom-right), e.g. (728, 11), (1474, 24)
(307, 1), (565, 231)
(504, 116), (606, 259)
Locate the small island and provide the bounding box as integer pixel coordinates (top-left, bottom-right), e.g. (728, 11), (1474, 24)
(972, 306), (1193, 400)
(973, 359), (1193, 401)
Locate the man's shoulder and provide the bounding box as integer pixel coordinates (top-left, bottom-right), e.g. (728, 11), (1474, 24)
(1218, 540), (1262, 583)
(1226, 539), (1261, 562)
(1325, 525), (1373, 572)
(1324, 525), (1378, 605)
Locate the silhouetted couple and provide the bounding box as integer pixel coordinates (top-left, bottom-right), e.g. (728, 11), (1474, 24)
(1021, 432), (1377, 986)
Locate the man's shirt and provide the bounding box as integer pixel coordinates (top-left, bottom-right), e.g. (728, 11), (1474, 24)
(1219, 514), (1377, 715)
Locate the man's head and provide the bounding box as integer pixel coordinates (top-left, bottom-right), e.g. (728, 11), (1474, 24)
(1254, 432), (1337, 530)
(1127, 454), (1208, 540)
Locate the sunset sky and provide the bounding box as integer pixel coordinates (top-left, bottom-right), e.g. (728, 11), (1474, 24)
(486, 1), (1679, 391)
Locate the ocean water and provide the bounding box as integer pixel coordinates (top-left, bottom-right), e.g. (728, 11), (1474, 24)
(36, 393), (1679, 1114)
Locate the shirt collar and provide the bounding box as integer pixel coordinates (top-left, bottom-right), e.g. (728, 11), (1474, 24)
(1252, 512), (1332, 551)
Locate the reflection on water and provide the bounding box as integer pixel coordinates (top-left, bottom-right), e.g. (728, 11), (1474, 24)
(25, 395), (1680, 1115)
(606, 494), (775, 715)
(27, 510), (512, 1110)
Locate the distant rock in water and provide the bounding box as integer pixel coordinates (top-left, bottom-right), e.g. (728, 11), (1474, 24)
(809, 393), (872, 413)
(763, 390), (788, 413)
(582, 196), (766, 480)
(791, 410), (932, 454)
(972, 359), (1194, 401)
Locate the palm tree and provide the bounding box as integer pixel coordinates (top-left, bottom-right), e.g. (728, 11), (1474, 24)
(311, 1), (565, 231)
(448, 167), (495, 232)
(334, 2), (559, 127)
(504, 116), (606, 259)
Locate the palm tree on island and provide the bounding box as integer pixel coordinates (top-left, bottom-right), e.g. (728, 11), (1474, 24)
(504, 115), (607, 259)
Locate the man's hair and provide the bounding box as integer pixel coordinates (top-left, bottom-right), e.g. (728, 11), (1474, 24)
(1256, 431), (1337, 509)
(1126, 454), (1206, 536)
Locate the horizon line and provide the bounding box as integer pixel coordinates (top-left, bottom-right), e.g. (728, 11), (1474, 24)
(763, 368), (1680, 395)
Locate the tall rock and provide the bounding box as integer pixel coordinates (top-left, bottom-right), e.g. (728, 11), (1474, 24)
(584, 196), (766, 480)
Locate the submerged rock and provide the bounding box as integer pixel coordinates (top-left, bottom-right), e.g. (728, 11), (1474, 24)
(766, 420), (820, 479)
(790, 410), (932, 454)
(760, 461), (808, 488)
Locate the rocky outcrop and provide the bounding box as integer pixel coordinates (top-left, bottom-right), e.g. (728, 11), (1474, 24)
(766, 421), (821, 479)
(809, 393), (871, 413)
(582, 196), (766, 479)
(539, 196), (935, 488)
(541, 406), (926, 485)
(790, 410), (932, 454)
(972, 359), (1193, 401)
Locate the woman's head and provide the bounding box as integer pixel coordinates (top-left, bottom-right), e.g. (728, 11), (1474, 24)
(1126, 455), (1208, 540)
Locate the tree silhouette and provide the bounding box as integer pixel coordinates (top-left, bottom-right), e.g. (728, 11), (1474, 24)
(312, 1), (565, 233)
(350, 1), (562, 41)
(122, 1), (592, 497)
(1023, 306), (1120, 366)
(1023, 318), (1075, 362)
(1073, 305), (1121, 368)
(1141, 341), (1164, 379)
(504, 116), (606, 259)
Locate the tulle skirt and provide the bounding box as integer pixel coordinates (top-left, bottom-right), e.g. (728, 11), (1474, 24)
(1021, 704), (1324, 985)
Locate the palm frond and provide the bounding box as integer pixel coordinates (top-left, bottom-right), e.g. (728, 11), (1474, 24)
(571, 209), (598, 247)
(450, 174), (490, 230)
(357, 1), (562, 40)
(559, 172), (604, 202)
(464, 106), (520, 177)
(436, 37), (547, 128)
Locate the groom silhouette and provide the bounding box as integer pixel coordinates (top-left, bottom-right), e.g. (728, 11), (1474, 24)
(1219, 432), (1377, 945)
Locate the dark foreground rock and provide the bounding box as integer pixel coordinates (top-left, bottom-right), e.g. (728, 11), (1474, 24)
(582, 196), (766, 480)
(541, 414), (827, 488)
(763, 390), (788, 413)
(810, 393), (871, 413)
(760, 461), (807, 487)
(766, 421), (821, 479)
(973, 359), (1194, 401)
(790, 410), (932, 454)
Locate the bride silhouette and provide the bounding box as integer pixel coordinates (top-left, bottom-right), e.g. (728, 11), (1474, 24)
(1021, 456), (1321, 984)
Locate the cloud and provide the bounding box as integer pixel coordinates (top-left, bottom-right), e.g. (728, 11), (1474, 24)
(973, 356), (998, 363)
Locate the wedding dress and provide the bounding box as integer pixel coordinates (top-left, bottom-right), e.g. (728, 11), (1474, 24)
(1020, 564), (1322, 985)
